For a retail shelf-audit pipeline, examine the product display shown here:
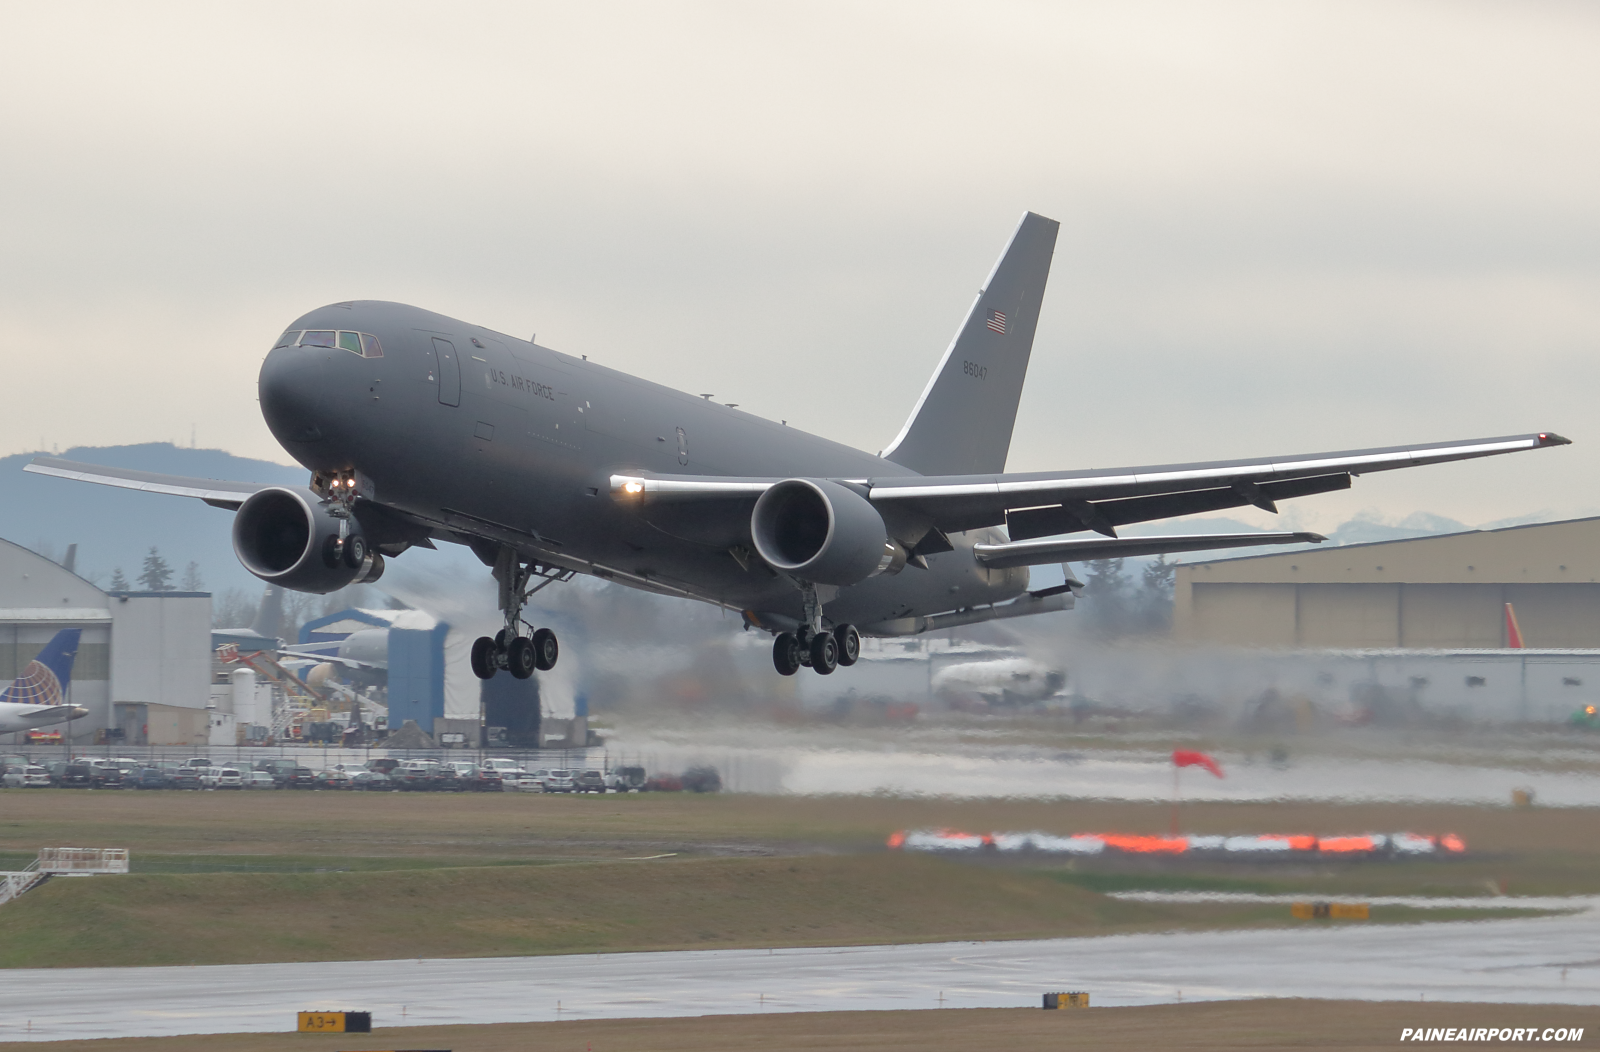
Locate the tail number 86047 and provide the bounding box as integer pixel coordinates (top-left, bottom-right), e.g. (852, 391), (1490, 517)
(963, 360), (987, 380)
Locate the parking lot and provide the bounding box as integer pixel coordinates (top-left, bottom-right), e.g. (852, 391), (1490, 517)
(0, 750), (721, 795)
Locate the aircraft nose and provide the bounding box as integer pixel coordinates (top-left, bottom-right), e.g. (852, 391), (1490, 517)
(259, 346), (331, 445)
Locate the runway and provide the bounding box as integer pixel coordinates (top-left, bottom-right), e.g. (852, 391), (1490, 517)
(3, 903), (1598, 1041)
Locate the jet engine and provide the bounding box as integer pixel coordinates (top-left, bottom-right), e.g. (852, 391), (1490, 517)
(751, 478), (905, 585)
(232, 487), (384, 594)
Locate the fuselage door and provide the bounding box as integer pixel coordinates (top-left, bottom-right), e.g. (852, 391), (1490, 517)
(433, 337), (461, 407)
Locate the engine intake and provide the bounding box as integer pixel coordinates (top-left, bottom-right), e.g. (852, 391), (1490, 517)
(233, 487), (384, 594)
(751, 478), (903, 585)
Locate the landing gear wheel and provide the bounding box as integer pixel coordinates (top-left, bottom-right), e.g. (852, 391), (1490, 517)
(834, 623), (861, 667)
(321, 535), (344, 569)
(342, 534), (368, 569)
(494, 628), (510, 651)
(810, 630), (838, 675)
(531, 627), (559, 670)
(772, 633), (801, 676)
(470, 636), (497, 680)
(507, 636), (537, 679)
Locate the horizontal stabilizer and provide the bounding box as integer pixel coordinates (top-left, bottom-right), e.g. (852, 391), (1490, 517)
(973, 531), (1324, 570)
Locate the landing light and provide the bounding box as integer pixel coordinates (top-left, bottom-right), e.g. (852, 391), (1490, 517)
(624, 481), (644, 495)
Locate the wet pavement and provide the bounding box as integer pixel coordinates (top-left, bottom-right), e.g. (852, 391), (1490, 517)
(3, 905), (1597, 1041)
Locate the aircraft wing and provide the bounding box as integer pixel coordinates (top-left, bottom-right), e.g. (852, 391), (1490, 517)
(24, 457), (269, 510)
(972, 531), (1324, 569)
(613, 432), (1568, 540)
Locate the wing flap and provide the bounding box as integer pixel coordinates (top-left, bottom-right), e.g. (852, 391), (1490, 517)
(974, 531), (1325, 569)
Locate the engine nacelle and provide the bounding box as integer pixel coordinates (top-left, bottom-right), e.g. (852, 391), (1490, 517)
(232, 487), (384, 594)
(751, 478), (904, 585)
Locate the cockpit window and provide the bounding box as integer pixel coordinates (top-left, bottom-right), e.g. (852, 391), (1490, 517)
(289, 328), (382, 358)
(274, 330), (301, 349)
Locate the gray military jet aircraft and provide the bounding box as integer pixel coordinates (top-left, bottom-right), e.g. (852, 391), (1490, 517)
(28, 212), (1568, 678)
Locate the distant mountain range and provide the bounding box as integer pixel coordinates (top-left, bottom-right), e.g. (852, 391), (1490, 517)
(0, 444), (303, 597)
(0, 443), (1588, 595)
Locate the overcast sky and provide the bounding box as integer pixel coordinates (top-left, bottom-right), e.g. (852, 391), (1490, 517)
(2, 1), (1597, 533)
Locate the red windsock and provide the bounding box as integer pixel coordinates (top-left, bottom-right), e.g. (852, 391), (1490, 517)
(1172, 749), (1224, 778)
(1505, 603), (1525, 649)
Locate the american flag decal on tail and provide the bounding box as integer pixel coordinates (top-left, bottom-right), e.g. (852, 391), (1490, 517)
(986, 310), (1006, 334)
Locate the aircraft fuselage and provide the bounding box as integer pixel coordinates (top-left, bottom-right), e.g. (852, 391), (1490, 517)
(259, 301), (1027, 627)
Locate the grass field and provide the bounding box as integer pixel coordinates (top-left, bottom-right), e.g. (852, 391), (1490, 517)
(0, 790), (1589, 968)
(3, 1002), (1598, 1052)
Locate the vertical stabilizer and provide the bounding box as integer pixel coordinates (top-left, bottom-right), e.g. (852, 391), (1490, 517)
(0, 629), (81, 706)
(252, 585), (284, 641)
(882, 211), (1059, 476)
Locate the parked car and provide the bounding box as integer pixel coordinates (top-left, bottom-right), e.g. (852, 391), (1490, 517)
(286, 765), (317, 789)
(2, 764), (51, 788)
(314, 769), (353, 790)
(0, 754), (31, 777)
(244, 771), (276, 790)
(130, 767), (171, 789)
(574, 769), (607, 793)
(182, 757), (212, 769)
(393, 760), (445, 791)
(681, 766), (723, 793)
(199, 766), (244, 790)
(503, 771), (543, 791)
(456, 765), (503, 792)
(365, 757), (402, 775)
(255, 759), (302, 787)
(540, 769), (576, 793)
(480, 757), (528, 779)
(163, 764), (202, 789)
(348, 769), (394, 791)
(608, 765), (648, 792)
(84, 761), (123, 789)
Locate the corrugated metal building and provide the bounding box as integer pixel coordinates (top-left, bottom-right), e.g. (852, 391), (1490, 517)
(1174, 517), (1600, 648)
(0, 536), (211, 744)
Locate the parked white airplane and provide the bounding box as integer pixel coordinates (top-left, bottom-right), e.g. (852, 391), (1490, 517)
(0, 629), (89, 734)
(931, 655), (1066, 707)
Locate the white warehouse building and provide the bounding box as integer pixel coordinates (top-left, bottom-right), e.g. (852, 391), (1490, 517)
(0, 536), (211, 746)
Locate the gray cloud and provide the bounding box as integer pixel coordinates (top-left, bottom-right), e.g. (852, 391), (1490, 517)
(1, 1), (1597, 531)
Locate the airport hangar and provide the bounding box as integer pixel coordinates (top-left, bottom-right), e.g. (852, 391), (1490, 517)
(0, 536), (211, 747)
(1169, 516), (1600, 722)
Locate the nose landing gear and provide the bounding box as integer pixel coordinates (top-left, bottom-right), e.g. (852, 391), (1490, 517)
(470, 551), (571, 681)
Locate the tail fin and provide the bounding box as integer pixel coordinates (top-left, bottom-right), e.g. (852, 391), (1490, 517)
(882, 211), (1059, 476)
(0, 629), (81, 706)
(252, 585), (283, 640)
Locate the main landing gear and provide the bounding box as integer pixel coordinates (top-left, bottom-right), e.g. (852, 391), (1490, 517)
(771, 581), (861, 677)
(772, 622), (860, 677)
(471, 550), (571, 681)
